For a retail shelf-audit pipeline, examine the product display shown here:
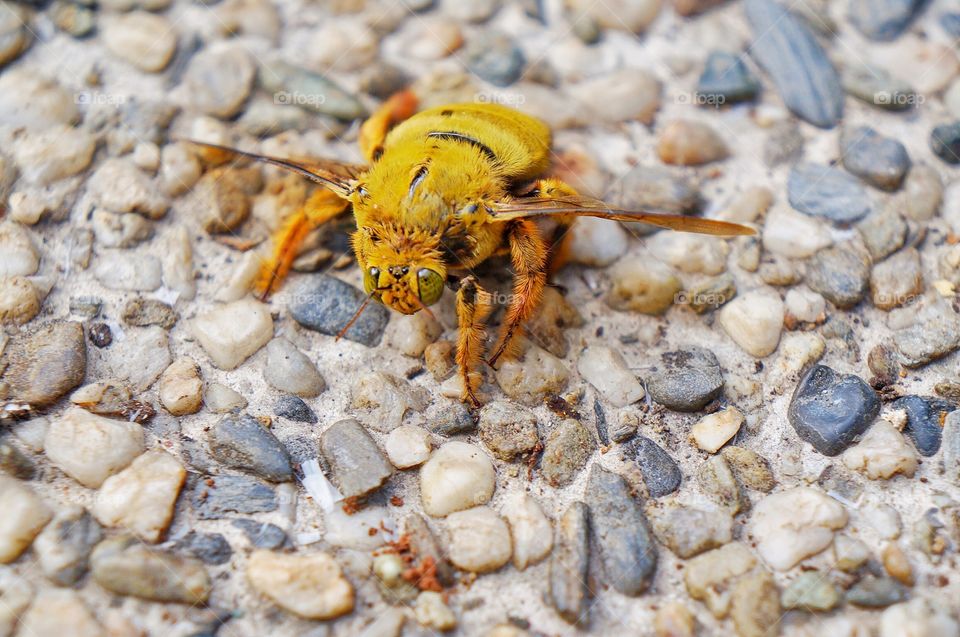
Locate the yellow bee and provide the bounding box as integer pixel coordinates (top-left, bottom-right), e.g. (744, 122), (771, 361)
(192, 91), (753, 406)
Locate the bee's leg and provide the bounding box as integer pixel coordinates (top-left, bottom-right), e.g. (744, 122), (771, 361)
(359, 89), (419, 163)
(530, 177), (581, 274)
(254, 189), (350, 299)
(488, 219), (548, 368)
(455, 275), (494, 407)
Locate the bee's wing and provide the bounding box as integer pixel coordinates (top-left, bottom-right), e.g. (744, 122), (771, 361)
(491, 195), (755, 236)
(186, 140), (365, 198)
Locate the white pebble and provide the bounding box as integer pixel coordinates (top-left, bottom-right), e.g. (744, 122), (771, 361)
(12, 126), (96, 186)
(0, 221), (40, 277)
(0, 476), (52, 563)
(784, 287), (826, 324)
(420, 441), (495, 517)
(94, 252), (163, 291)
(751, 487), (848, 571)
(415, 591), (457, 631)
(16, 589), (102, 637)
(861, 503), (902, 540)
(105, 326), (171, 391)
(247, 550), (354, 620)
(718, 290), (784, 357)
(103, 12), (177, 72)
(501, 493), (553, 570)
(263, 337), (325, 397)
(445, 506), (512, 573)
(384, 312), (444, 357)
(648, 233), (730, 275)
(86, 158), (169, 218)
(0, 275), (40, 325)
(204, 382), (247, 413)
(762, 206), (832, 258)
(577, 345), (645, 407)
(162, 225), (196, 300)
(44, 407), (145, 488)
(495, 344), (570, 405)
(351, 371), (429, 432)
(842, 420), (918, 480)
(158, 357), (203, 416)
(567, 216), (628, 267)
(690, 407), (743, 453)
(159, 143), (202, 197)
(192, 298), (273, 370)
(880, 597), (960, 637)
(384, 425), (433, 469)
(324, 505), (391, 550)
(132, 141), (160, 173)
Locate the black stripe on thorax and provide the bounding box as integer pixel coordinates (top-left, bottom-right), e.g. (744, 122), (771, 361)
(426, 131), (498, 164)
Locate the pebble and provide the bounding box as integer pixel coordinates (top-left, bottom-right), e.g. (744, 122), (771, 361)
(1, 321), (86, 407)
(288, 275), (389, 346)
(841, 126), (911, 191)
(247, 549), (354, 619)
(44, 407), (144, 488)
(566, 216), (628, 268)
(718, 290), (784, 357)
(258, 59), (366, 121)
(205, 382), (247, 413)
(549, 502), (590, 626)
(871, 247), (923, 310)
(721, 446), (775, 492)
(788, 163), (871, 223)
(945, 411), (960, 484)
(397, 18), (463, 60)
(0, 476), (51, 563)
(162, 225), (196, 300)
(858, 209), (907, 261)
(745, 0), (843, 127)
(780, 571), (840, 611)
(805, 246), (872, 309)
(105, 325), (171, 391)
(576, 69), (662, 125)
(384, 424), (432, 469)
(788, 365), (880, 456)
(94, 251), (163, 291)
(420, 441), (494, 516)
(0, 222), (39, 277)
(13, 126), (95, 186)
(191, 298), (273, 370)
(682, 273), (737, 315)
(696, 51), (760, 105)
(352, 371), (429, 431)
(699, 455), (746, 514)
(841, 419), (917, 479)
(540, 418), (595, 487)
(750, 486), (848, 570)
(621, 436), (682, 498)
(691, 407), (743, 453)
(577, 346), (644, 408)
(657, 119), (728, 166)
(445, 506), (512, 573)
(320, 418), (392, 498)
(232, 519), (287, 549)
(834, 533), (871, 571)
(174, 531), (231, 565)
(158, 357), (203, 416)
(0, 442), (34, 479)
(91, 535), (210, 603)
(944, 12), (960, 37)
(894, 296), (960, 367)
(274, 395), (317, 423)
(881, 542), (914, 585)
(17, 589), (102, 637)
(212, 0), (280, 41)
(263, 337), (325, 398)
(649, 232), (730, 275)
(477, 401), (539, 461)
(784, 288), (826, 327)
(841, 62), (918, 111)
(160, 144), (202, 198)
(462, 31), (525, 87)
(683, 542), (757, 618)
(103, 12), (176, 72)
(567, 0), (659, 32)
(610, 165), (699, 218)
(208, 413), (293, 482)
(404, 512), (455, 587)
(762, 206), (833, 258)
(606, 256), (682, 316)
(892, 395), (955, 456)
(494, 344), (570, 405)
(70, 380), (152, 424)
(415, 591), (457, 631)
(384, 312), (443, 358)
(0, 2), (28, 68)
(93, 449), (185, 542)
(501, 493), (552, 571)
(0, 70), (78, 132)
(192, 474), (277, 519)
(194, 166), (260, 234)
(847, 577), (908, 608)
(931, 123), (960, 165)
(862, 503), (903, 539)
(730, 569), (782, 637)
(647, 347), (724, 412)
(647, 503), (732, 558)
(0, 276), (40, 325)
(33, 505), (101, 586)
(849, 0), (928, 40)
(85, 158), (169, 218)
(182, 46), (255, 118)
(763, 121), (804, 167)
(524, 287), (584, 358)
(880, 598), (960, 637)
(326, 507), (391, 550)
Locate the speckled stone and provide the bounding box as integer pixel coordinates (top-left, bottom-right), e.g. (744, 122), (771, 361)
(841, 126), (911, 191)
(805, 246), (872, 309)
(91, 535), (210, 604)
(320, 418), (392, 499)
(540, 419), (596, 487)
(696, 51), (760, 104)
(207, 413), (293, 482)
(288, 275), (390, 346)
(191, 475), (277, 519)
(1, 321), (86, 407)
(788, 164), (871, 223)
(646, 347), (724, 412)
(621, 436), (682, 498)
(549, 502), (590, 626)
(788, 365), (880, 456)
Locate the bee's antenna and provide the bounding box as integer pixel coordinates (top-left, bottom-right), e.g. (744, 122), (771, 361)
(336, 289), (378, 341)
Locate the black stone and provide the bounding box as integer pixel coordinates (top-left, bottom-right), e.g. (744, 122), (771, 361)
(175, 532), (232, 565)
(231, 519), (288, 550)
(788, 365), (880, 456)
(274, 395), (318, 424)
(646, 347), (724, 412)
(745, 0), (843, 128)
(891, 395), (956, 456)
(287, 275), (389, 346)
(696, 52), (760, 105)
(621, 436), (682, 498)
(207, 413), (293, 482)
(931, 123), (960, 165)
(849, 0), (929, 41)
(788, 164), (872, 223)
(192, 475), (278, 520)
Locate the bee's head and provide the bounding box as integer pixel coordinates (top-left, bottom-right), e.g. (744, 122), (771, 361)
(353, 223), (446, 315)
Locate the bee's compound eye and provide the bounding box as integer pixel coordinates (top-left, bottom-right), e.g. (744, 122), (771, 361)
(363, 267), (380, 294)
(417, 268), (444, 306)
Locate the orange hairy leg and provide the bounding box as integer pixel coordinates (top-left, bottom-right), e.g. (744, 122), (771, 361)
(488, 219), (549, 368)
(532, 178), (581, 275)
(359, 89), (419, 162)
(455, 276), (494, 407)
(254, 189), (350, 298)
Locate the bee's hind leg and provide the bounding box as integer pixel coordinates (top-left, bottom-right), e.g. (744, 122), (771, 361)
(359, 89), (419, 163)
(455, 276), (494, 407)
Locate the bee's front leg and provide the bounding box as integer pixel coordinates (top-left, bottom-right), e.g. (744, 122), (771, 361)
(455, 275), (494, 407)
(488, 219), (548, 368)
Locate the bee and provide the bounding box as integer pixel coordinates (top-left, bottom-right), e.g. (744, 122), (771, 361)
(191, 91), (753, 406)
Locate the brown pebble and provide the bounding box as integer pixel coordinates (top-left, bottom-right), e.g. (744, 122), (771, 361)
(882, 543), (914, 586)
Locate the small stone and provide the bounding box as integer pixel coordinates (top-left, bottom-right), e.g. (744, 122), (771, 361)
(121, 297), (178, 329)
(577, 346), (644, 407)
(92, 449), (186, 543)
(683, 273), (736, 314)
(158, 357), (203, 416)
(208, 413), (293, 482)
(274, 395), (317, 423)
(805, 246), (872, 309)
(647, 503), (732, 558)
(205, 382), (247, 413)
(320, 418), (392, 499)
(288, 275), (389, 346)
(649, 232), (730, 276)
(213, 0), (280, 40)
(247, 550), (353, 619)
(494, 344), (570, 405)
(892, 395), (955, 456)
(192, 475), (277, 519)
(696, 51), (760, 105)
(420, 441), (494, 517)
(654, 602), (696, 637)
(477, 401), (539, 461)
(160, 144), (202, 198)
(351, 371), (429, 431)
(781, 571), (840, 611)
(718, 290), (784, 357)
(540, 418), (595, 487)
(931, 123), (960, 165)
(862, 503), (903, 539)
(847, 577), (908, 608)
(834, 533), (871, 571)
(103, 12), (177, 72)
(0, 2), (29, 68)
(849, 0), (928, 41)
(841, 126), (911, 191)
(0, 276), (40, 325)
(94, 252), (163, 291)
(751, 486), (848, 571)
(103, 326), (171, 391)
(842, 419), (917, 480)
(263, 337), (325, 398)
(764, 121), (805, 166)
(762, 206), (833, 258)
(622, 436), (682, 498)
(445, 506), (512, 573)
(858, 209), (908, 261)
(0, 222), (39, 277)
(384, 425), (432, 469)
(0, 70), (78, 132)
(523, 287), (584, 358)
(17, 589), (102, 637)
(501, 492), (552, 571)
(91, 535), (210, 604)
(788, 164), (871, 223)
(683, 542), (757, 618)
(396, 18), (462, 60)
(415, 591), (457, 631)
(606, 256), (682, 316)
(463, 31), (524, 87)
(881, 542), (914, 586)
(0, 442), (33, 479)
(788, 365), (880, 456)
(657, 119), (728, 166)
(162, 225), (196, 300)
(70, 381), (153, 423)
(194, 166), (261, 234)
(699, 455), (746, 515)
(1, 321), (86, 407)
(647, 347), (723, 412)
(880, 598), (960, 637)
(895, 164), (942, 221)
(566, 217), (628, 268)
(174, 531), (232, 565)
(944, 411), (960, 484)
(86, 158), (169, 218)
(745, 0), (843, 127)
(691, 407), (743, 453)
(721, 447), (775, 492)
(44, 407), (144, 488)
(730, 569), (782, 637)
(576, 69), (662, 125)
(403, 513), (456, 587)
(182, 46), (255, 118)
(549, 502), (590, 626)
(894, 296), (960, 367)
(232, 519), (287, 549)
(384, 312), (443, 358)
(192, 298), (273, 370)
(609, 165), (699, 217)
(257, 59), (366, 121)
(13, 126), (95, 186)
(0, 476), (51, 563)
(33, 505), (102, 586)
(871, 248), (923, 311)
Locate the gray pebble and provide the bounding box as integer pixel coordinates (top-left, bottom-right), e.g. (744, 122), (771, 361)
(930, 122), (960, 165)
(274, 395), (318, 424)
(788, 364), (880, 456)
(942, 12), (960, 37)
(174, 531), (232, 565)
(463, 32), (525, 87)
(841, 63), (918, 111)
(894, 298), (960, 367)
(231, 519), (288, 549)
(91, 535), (210, 604)
(540, 419), (595, 487)
(696, 52), (760, 105)
(781, 571), (840, 611)
(846, 577), (908, 608)
(857, 210), (907, 261)
(621, 436), (682, 498)
(0, 442), (35, 479)
(319, 418), (392, 499)
(429, 403), (477, 436)
(745, 0), (843, 127)
(549, 502), (590, 626)
(647, 502), (733, 559)
(788, 164), (872, 223)
(0, 321), (86, 407)
(258, 59), (366, 121)
(182, 46), (255, 119)
(805, 246), (871, 309)
(585, 465), (657, 595)
(288, 275), (390, 347)
(207, 413), (293, 482)
(944, 411), (960, 485)
(849, 0), (928, 41)
(841, 126), (911, 191)
(34, 506), (102, 586)
(607, 164), (700, 230)
(646, 347), (724, 412)
(478, 401), (540, 461)
(192, 475), (278, 520)
(403, 513), (455, 587)
(763, 121), (805, 167)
